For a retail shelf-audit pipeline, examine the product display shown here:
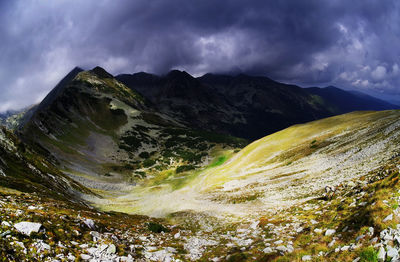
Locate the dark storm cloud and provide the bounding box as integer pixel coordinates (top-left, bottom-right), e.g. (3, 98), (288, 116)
(1, 0), (400, 111)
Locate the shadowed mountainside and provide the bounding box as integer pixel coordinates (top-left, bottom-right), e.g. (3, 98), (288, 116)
(21, 67), (246, 197)
(306, 86), (399, 113)
(117, 71), (398, 140)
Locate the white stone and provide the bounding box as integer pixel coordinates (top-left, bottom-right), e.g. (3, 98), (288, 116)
(83, 218), (95, 229)
(328, 239), (336, 247)
(120, 256), (134, 262)
(139, 236), (147, 241)
(302, 255), (312, 261)
(341, 245), (350, 251)
(250, 221), (259, 230)
(383, 214), (393, 222)
(368, 227), (374, 236)
(386, 246), (398, 259)
(1, 221), (11, 227)
(34, 240), (50, 252)
(174, 232), (181, 239)
(276, 245), (287, 252)
(106, 244), (116, 254)
(98, 244), (108, 252)
(370, 237), (378, 244)
(263, 247), (273, 253)
(325, 229), (336, 236)
(243, 239), (253, 246)
(274, 240), (283, 245)
(395, 236), (400, 245)
(80, 254), (92, 260)
(13, 241), (25, 249)
(14, 222), (43, 236)
(356, 234), (365, 242)
(314, 228), (322, 234)
(377, 246), (386, 262)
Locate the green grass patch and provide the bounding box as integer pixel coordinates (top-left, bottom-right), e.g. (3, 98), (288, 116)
(209, 155), (228, 168)
(358, 246), (378, 262)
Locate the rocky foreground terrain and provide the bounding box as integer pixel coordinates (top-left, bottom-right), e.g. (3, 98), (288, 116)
(2, 151), (400, 261)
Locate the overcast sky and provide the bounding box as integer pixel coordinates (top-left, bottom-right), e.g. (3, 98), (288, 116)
(1, 0), (400, 112)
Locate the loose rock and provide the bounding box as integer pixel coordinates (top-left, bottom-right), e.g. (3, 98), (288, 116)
(14, 222), (44, 236)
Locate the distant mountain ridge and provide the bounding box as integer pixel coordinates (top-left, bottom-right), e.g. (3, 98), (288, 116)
(306, 86), (399, 113)
(117, 71), (398, 140)
(117, 71), (330, 140)
(0, 105), (37, 130)
(2, 68), (396, 140)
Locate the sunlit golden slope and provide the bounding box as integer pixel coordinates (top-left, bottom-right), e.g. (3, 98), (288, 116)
(196, 110), (400, 188)
(96, 110), (400, 217)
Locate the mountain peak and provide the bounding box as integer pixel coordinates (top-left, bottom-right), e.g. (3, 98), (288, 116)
(35, 67), (83, 112)
(91, 66), (113, 79)
(71, 66), (84, 73)
(324, 85), (343, 91)
(132, 71), (155, 77)
(166, 70), (193, 80)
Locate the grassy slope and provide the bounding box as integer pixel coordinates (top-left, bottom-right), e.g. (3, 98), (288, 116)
(197, 110), (397, 188)
(98, 110), (400, 217)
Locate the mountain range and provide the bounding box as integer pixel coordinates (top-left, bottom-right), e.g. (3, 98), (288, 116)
(1, 66), (400, 261)
(117, 70), (398, 140)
